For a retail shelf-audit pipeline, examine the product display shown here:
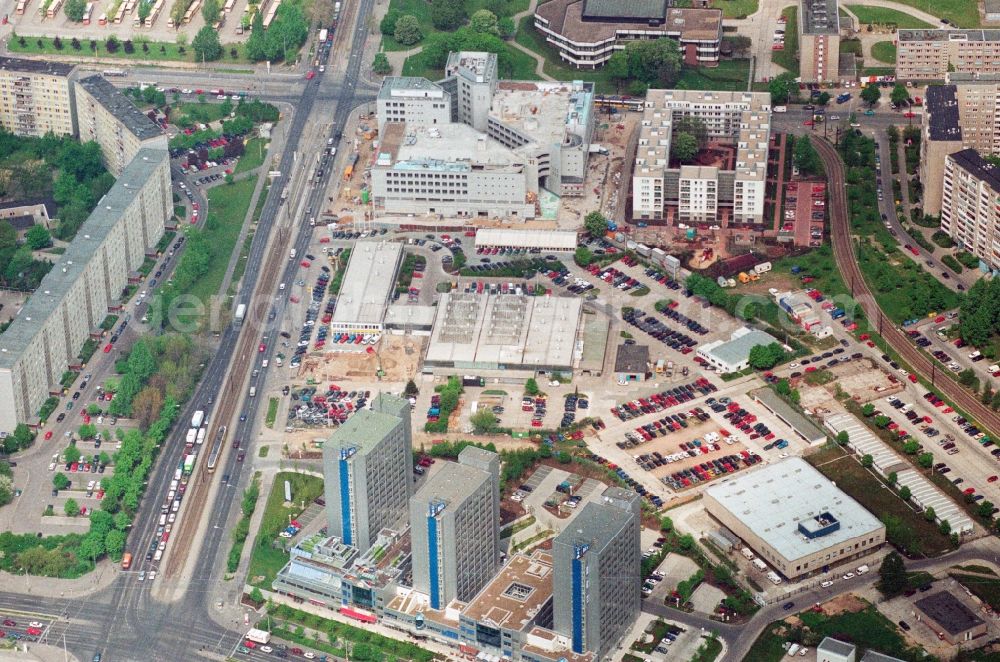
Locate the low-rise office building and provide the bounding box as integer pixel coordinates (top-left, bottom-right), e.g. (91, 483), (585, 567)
(898, 30), (1000, 81)
(914, 591), (987, 644)
(0, 57), (76, 137)
(0, 148), (171, 432)
(74, 75), (169, 176)
(940, 149), (1000, 272)
(614, 343), (649, 383)
(696, 327), (778, 374)
(704, 457), (886, 580)
(533, 0), (722, 69)
(799, 0), (841, 83)
(632, 90), (771, 227)
(329, 241), (404, 335)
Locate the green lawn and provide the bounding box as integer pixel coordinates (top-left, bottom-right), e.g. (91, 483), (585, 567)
(772, 7), (799, 76)
(709, 0), (758, 18)
(806, 447), (951, 556)
(846, 5), (934, 28)
(382, 0), (530, 50)
(190, 178), (257, 302)
(514, 15), (616, 92)
(853, 0), (977, 27)
(235, 138), (269, 175)
(404, 41), (540, 81)
(176, 102), (229, 124)
(676, 59), (750, 92)
(246, 472), (324, 588)
(871, 41), (898, 64)
(9, 34), (249, 63)
(950, 573), (1000, 611)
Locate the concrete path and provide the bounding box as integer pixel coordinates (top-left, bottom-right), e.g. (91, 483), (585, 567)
(509, 0), (555, 81)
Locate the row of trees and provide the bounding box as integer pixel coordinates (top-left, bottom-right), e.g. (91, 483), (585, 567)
(605, 39), (682, 94)
(244, 3), (309, 63)
(959, 278), (1000, 349)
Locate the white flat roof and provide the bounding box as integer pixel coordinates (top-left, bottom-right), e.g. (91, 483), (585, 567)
(475, 228), (578, 251)
(705, 457), (884, 564)
(331, 241), (404, 326)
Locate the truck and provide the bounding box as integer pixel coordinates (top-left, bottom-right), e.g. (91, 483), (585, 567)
(318, 27), (328, 42)
(234, 303), (246, 327)
(121, 552), (133, 570)
(752, 558), (767, 572)
(191, 410), (205, 429)
(245, 629), (271, 645)
(741, 547), (754, 561)
(185, 429), (197, 446)
(856, 564), (870, 575)
(655, 359), (666, 374)
(183, 454), (195, 476)
(196, 428), (207, 445)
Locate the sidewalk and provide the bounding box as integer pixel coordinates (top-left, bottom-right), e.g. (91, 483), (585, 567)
(508, 0), (555, 82)
(0, 561), (118, 601)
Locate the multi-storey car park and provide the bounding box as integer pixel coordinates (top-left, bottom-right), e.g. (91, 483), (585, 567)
(0, 57), (171, 433)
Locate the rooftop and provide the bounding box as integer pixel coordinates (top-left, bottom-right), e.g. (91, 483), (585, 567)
(475, 228), (579, 251)
(949, 148), (1000, 193)
(914, 591), (985, 635)
(698, 327), (778, 369)
(0, 56), (74, 76)
(378, 77), (447, 101)
(614, 343), (649, 373)
(899, 28), (1000, 42)
(412, 460), (490, 511)
(0, 149), (169, 369)
(330, 241), (403, 326)
(323, 406), (403, 458)
(378, 122), (526, 171)
(425, 293), (582, 369)
(76, 75), (164, 141)
(445, 51), (497, 85)
(818, 637), (856, 657)
(751, 387), (827, 443)
(491, 80), (593, 151)
(800, 0), (840, 35)
(582, 0), (667, 20)
(925, 85), (962, 142)
(553, 492), (636, 555)
(536, 0), (722, 44)
(861, 652), (907, 662)
(462, 550), (554, 631)
(704, 457), (885, 564)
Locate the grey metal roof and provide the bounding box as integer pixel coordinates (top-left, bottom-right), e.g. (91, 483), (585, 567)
(818, 637), (856, 657)
(581, 0), (668, 20)
(77, 75), (163, 141)
(705, 458), (885, 564)
(554, 494), (633, 555)
(0, 149), (168, 369)
(0, 56), (73, 76)
(614, 344), (648, 373)
(324, 407), (402, 455)
(751, 387), (827, 443)
(412, 461), (489, 511)
(925, 85), (962, 142)
(861, 652), (906, 662)
(699, 328), (778, 368)
(331, 241), (403, 326)
(378, 77), (446, 100)
(915, 592), (985, 635)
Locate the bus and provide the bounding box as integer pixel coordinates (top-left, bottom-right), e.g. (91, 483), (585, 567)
(15, 0), (27, 15)
(82, 1), (93, 23)
(103, 69), (127, 77)
(234, 303), (246, 327)
(121, 552), (133, 570)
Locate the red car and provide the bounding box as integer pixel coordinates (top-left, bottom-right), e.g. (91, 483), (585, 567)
(804, 120), (814, 127)
(300, 260), (311, 268)
(904, 112), (915, 118)
(908, 374), (917, 383)
(44, 430), (53, 440)
(305, 70), (316, 80)
(26, 627), (42, 636)
(258, 343), (266, 353)
(989, 475), (998, 483)
(103, 343), (112, 353)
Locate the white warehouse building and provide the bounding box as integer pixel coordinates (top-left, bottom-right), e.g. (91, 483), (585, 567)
(329, 241), (404, 335)
(474, 228), (578, 252)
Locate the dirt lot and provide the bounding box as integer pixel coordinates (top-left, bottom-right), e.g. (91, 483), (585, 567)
(296, 335), (424, 383)
(797, 359), (904, 414)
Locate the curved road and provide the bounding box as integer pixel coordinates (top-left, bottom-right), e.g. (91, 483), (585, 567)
(814, 136), (1000, 440)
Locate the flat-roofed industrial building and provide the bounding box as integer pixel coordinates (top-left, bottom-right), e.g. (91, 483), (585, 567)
(329, 241), (404, 335)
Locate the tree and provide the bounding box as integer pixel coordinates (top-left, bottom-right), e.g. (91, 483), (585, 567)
(497, 16), (515, 38)
(53, 473), (70, 490)
(380, 8), (402, 34)
(877, 551), (907, 596)
(63, 445), (81, 465)
(78, 423), (97, 440)
(837, 430), (850, 446)
(747, 343), (785, 370)
(132, 386), (164, 431)
(249, 586), (264, 604)
(768, 73), (797, 104)
(192, 25), (223, 61)
(678, 534), (695, 551)
(861, 454), (873, 468)
(137, 0), (152, 23)
(671, 132), (698, 163)
(924, 506), (936, 521)
(394, 14), (423, 45)
(0, 222), (16, 250)
(816, 91), (831, 106)
(874, 415), (890, 429)
(431, 0), (467, 30)
(888, 471), (897, 485)
(939, 519), (951, 535)
(104, 529), (126, 558)
(959, 368), (978, 388)
(902, 440), (919, 455)
(105, 35), (120, 53)
(584, 211), (607, 238)
(469, 9), (499, 34)
(524, 378), (540, 396)
(978, 500), (995, 519)
(201, 0), (220, 24)
(890, 83), (910, 107)
(372, 52), (392, 75)
(621, 38), (681, 87)
(574, 246), (593, 267)
(861, 403), (875, 417)
(0, 474), (11, 507)
(918, 452), (934, 469)
(861, 84), (882, 107)
(12, 424), (33, 451)
(793, 135), (823, 176)
(64, 498), (80, 517)
(605, 51), (629, 91)
(723, 35), (752, 56)
(899, 485), (911, 501)
(64, 0), (87, 21)
(169, 0), (186, 29)
(471, 409), (498, 433)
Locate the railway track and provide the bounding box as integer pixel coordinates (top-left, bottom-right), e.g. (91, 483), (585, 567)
(815, 136), (1000, 440)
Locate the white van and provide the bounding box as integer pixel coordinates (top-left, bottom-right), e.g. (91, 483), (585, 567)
(159, 514), (167, 526)
(154, 549), (163, 561)
(262, 359), (269, 368)
(172, 500), (180, 513)
(787, 644), (799, 657)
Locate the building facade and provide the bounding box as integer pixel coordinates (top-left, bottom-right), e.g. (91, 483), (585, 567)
(632, 90), (771, 226)
(799, 0), (841, 83)
(322, 393), (413, 553)
(0, 148), (171, 431)
(552, 487), (641, 658)
(409, 446), (500, 609)
(898, 30), (1000, 81)
(0, 57), (76, 137)
(533, 0), (722, 69)
(74, 75), (169, 176)
(941, 149), (1000, 273)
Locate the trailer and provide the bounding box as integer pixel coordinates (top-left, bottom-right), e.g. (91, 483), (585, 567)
(262, 0), (280, 28)
(767, 571), (782, 585)
(318, 27), (328, 42)
(223, 0), (235, 10)
(752, 558), (767, 572)
(185, 429), (197, 446)
(182, 0), (201, 24)
(191, 410), (205, 429)
(741, 547), (754, 560)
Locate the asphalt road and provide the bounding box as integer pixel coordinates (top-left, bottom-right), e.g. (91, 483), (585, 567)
(0, 2), (376, 659)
